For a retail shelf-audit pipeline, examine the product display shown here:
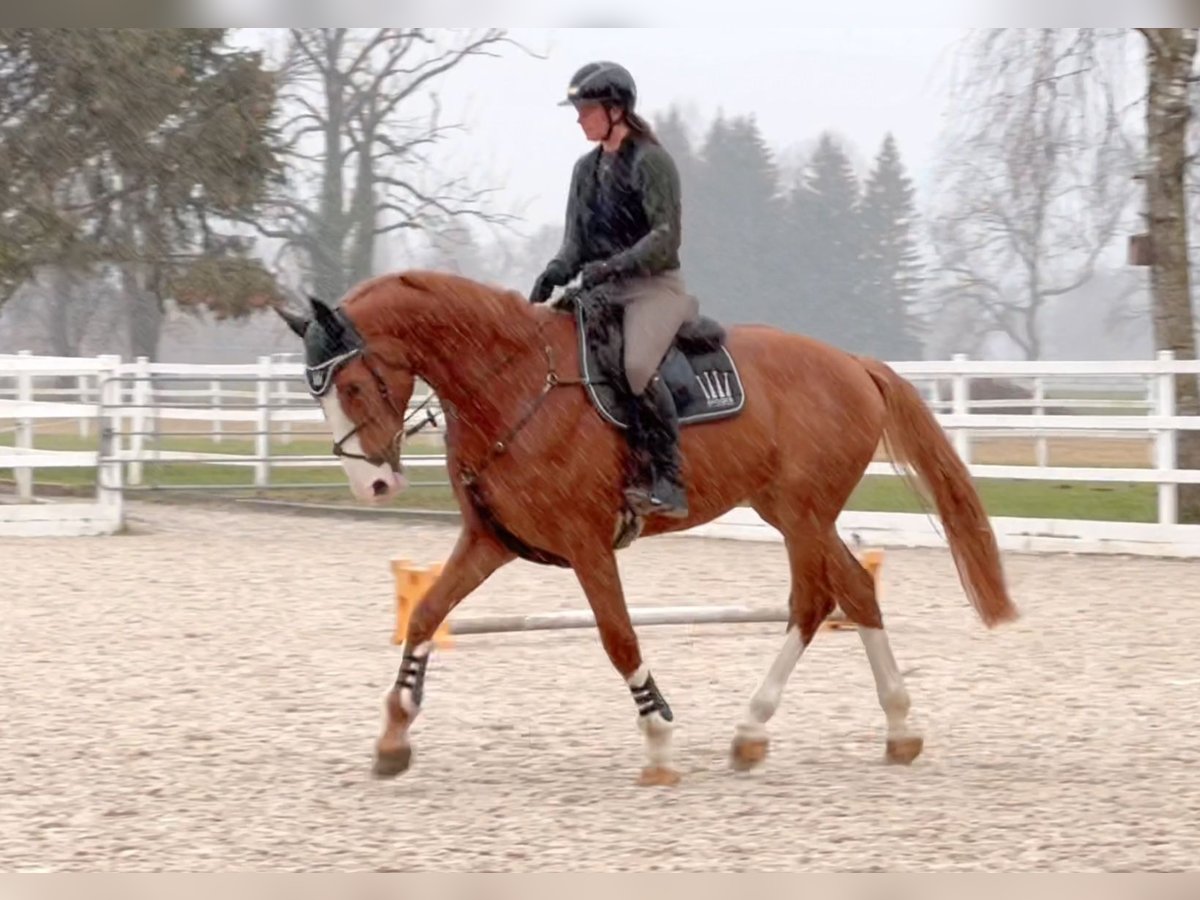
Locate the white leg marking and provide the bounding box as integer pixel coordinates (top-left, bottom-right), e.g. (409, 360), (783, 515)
(859, 627), (915, 740)
(627, 663), (674, 769)
(319, 388), (406, 503)
(736, 626), (805, 741)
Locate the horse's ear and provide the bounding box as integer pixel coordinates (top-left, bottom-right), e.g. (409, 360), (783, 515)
(309, 295), (341, 332)
(274, 302), (310, 338)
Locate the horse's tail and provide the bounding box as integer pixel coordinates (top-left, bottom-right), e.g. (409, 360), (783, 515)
(861, 357), (1018, 628)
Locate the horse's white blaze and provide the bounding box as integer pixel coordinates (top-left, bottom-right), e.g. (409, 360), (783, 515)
(736, 625), (805, 741)
(859, 627), (915, 739)
(627, 663), (674, 768)
(320, 388), (407, 504)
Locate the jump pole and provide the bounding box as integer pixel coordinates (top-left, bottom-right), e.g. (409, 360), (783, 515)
(391, 548), (883, 647)
(452, 605), (790, 636)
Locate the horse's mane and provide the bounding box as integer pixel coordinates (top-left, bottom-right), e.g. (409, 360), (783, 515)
(342, 269), (542, 340)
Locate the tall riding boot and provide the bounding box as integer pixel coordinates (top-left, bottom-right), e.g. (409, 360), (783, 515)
(624, 374), (689, 519)
(622, 389), (656, 511)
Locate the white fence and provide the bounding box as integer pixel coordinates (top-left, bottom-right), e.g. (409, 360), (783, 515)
(0, 351), (124, 536)
(4, 350), (1200, 555)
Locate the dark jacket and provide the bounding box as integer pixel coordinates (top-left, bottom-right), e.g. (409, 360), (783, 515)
(550, 135), (682, 280)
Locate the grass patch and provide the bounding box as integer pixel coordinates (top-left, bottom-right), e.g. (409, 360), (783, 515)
(0, 430), (456, 508)
(847, 475), (1155, 523)
(2, 430), (1159, 522)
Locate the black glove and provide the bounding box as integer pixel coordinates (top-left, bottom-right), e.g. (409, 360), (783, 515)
(580, 259), (618, 289)
(529, 259), (572, 303)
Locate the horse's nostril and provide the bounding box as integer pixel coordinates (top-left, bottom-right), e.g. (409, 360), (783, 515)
(371, 479), (390, 497)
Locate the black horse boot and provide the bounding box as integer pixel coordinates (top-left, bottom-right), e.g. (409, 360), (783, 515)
(624, 374), (689, 519)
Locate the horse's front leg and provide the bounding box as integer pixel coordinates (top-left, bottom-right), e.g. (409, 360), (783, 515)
(375, 526), (514, 778)
(571, 547), (680, 786)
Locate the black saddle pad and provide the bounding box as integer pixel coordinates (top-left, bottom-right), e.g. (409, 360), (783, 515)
(567, 287), (745, 429)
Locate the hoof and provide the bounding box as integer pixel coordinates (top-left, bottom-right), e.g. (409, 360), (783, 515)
(729, 735), (769, 771)
(637, 765), (681, 787)
(885, 735), (924, 765)
(373, 742), (413, 778)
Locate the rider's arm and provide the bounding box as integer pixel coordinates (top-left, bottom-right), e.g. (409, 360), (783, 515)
(604, 144), (682, 278)
(548, 155), (589, 278)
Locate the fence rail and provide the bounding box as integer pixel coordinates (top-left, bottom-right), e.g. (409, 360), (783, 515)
(4, 349), (1200, 549)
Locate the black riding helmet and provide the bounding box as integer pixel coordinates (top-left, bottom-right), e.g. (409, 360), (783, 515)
(559, 61), (637, 110)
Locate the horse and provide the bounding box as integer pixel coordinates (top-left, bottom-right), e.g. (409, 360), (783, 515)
(275, 268), (1017, 786)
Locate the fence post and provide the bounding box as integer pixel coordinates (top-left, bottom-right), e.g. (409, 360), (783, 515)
(1033, 376), (1048, 467)
(97, 355), (125, 529)
(1154, 350), (1178, 526)
(210, 379), (223, 444)
(950, 352), (971, 464)
(255, 355), (272, 487)
(15, 350), (33, 500)
(127, 356), (150, 486)
(1144, 376), (1158, 466)
(276, 371), (292, 446)
(77, 374), (90, 438)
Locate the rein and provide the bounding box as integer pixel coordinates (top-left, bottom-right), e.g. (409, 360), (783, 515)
(328, 354), (439, 466)
(455, 315), (587, 487)
(453, 307), (587, 569)
(328, 292), (588, 483)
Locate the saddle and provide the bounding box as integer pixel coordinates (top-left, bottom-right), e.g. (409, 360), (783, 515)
(558, 284), (746, 429)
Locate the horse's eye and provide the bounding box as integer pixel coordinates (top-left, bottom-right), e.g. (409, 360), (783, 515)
(343, 383), (361, 400)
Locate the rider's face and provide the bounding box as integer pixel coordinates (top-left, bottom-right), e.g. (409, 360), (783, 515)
(575, 102), (615, 141)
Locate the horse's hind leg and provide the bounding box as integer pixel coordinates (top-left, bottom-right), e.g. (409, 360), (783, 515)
(730, 505), (836, 770)
(832, 538), (923, 764)
(730, 508), (922, 769)
(570, 546), (679, 787)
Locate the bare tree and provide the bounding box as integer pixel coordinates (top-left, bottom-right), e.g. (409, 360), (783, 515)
(1137, 28), (1200, 520)
(930, 29), (1139, 359)
(246, 28), (523, 301)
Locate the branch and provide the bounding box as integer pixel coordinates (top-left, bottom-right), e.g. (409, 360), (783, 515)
(276, 95), (330, 132)
(343, 30), (425, 123)
(288, 28), (333, 77)
(225, 205), (319, 246)
(365, 128), (445, 161)
(343, 28), (403, 82)
(371, 218), (424, 236)
(366, 30), (512, 128)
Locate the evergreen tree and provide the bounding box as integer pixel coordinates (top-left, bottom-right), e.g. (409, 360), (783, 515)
(688, 113), (784, 327)
(653, 106), (703, 289)
(653, 107), (697, 187)
(0, 28), (283, 359)
(777, 167), (818, 335)
(801, 132), (867, 350)
(860, 132), (925, 359)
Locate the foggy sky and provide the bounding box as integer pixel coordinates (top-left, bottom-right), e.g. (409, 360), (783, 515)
(427, 28), (969, 229)
(236, 27), (970, 236)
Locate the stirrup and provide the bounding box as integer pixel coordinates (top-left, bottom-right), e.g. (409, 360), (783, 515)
(625, 481), (689, 519)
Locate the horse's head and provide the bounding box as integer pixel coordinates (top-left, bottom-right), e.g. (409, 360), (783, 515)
(276, 295), (418, 505)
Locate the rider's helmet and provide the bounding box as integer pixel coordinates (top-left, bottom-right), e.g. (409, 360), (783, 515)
(559, 61), (637, 111)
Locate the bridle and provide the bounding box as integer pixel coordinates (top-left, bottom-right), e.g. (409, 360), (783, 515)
(306, 346), (437, 469)
(307, 289), (588, 477)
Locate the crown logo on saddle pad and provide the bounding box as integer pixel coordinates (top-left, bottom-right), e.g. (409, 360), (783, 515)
(696, 370), (736, 408)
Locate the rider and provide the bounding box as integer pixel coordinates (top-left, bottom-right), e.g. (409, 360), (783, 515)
(530, 61), (699, 520)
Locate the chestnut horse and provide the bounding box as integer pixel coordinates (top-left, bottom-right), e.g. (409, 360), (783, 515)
(276, 268), (1017, 786)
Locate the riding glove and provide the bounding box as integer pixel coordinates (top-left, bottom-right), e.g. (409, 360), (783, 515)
(580, 259), (618, 289)
(530, 259), (572, 303)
